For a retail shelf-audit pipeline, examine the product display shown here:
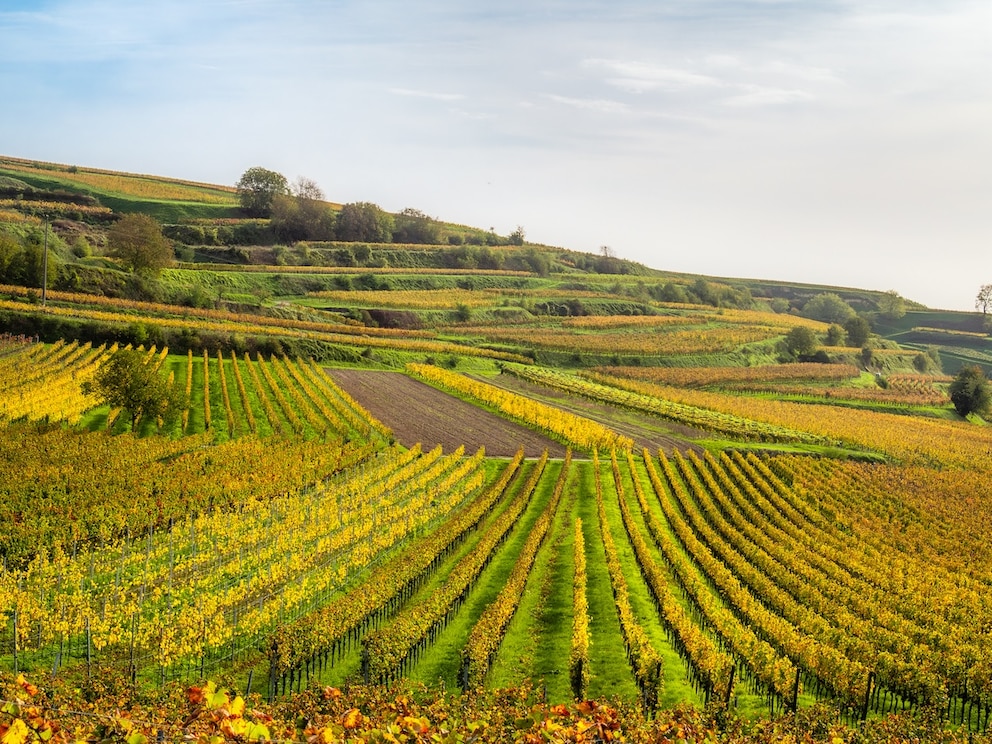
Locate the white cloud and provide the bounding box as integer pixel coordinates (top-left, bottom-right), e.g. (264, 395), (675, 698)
(723, 84), (814, 107)
(583, 58), (721, 93)
(389, 87), (465, 102)
(548, 94), (629, 114)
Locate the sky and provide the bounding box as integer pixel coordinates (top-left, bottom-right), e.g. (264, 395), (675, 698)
(1, 0), (990, 311)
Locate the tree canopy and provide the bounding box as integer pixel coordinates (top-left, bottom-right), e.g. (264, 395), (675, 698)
(236, 167), (289, 218)
(108, 214), (173, 276)
(878, 290), (906, 320)
(335, 202), (395, 243)
(392, 208), (441, 245)
(270, 176), (335, 242)
(783, 326), (818, 357)
(976, 284), (992, 315)
(801, 293), (855, 324)
(0, 231), (58, 288)
(843, 316), (871, 347)
(949, 365), (991, 418)
(82, 349), (186, 431)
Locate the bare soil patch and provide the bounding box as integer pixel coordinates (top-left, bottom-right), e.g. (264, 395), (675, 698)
(327, 369), (568, 458)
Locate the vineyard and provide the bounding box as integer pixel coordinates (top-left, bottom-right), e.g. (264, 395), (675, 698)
(4, 159), (992, 742)
(2, 338), (992, 739)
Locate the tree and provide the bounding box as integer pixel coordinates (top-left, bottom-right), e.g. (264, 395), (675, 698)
(108, 214), (173, 276)
(878, 289), (906, 320)
(392, 208), (441, 244)
(784, 326), (818, 357)
(82, 349), (187, 431)
(801, 293), (855, 324)
(236, 167), (289, 218)
(335, 202), (395, 242)
(270, 176), (334, 242)
(825, 324), (845, 346)
(0, 232), (59, 288)
(949, 365), (992, 418)
(843, 316), (871, 347)
(508, 226), (526, 246)
(976, 284), (992, 315)
(690, 278), (717, 306)
(658, 282), (689, 304)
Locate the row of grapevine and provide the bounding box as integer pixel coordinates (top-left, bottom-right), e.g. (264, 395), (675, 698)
(459, 450), (573, 689)
(684, 451), (960, 706)
(408, 363), (631, 451)
(360, 451), (549, 684)
(664, 451), (868, 705)
(3, 444), (484, 682)
(457, 321), (792, 356)
(0, 340), (115, 423)
(569, 518), (590, 700)
(617, 451), (734, 703)
(176, 352), (389, 443)
(595, 449), (664, 710)
(641, 452), (798, 707)
(266, 449), (525, 693)
(597, 363), (861, 388)
(640, 447), (991, 729)
(0, 283), (437, 340)
(0, 296), (530, 362)
(505, 364), (824, 445)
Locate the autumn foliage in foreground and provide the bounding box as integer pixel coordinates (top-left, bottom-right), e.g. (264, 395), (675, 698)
(1, 675), (987, 744)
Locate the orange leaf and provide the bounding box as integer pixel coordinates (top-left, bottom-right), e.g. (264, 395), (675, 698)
(15, 676), (38, 698)
(187, 686), (206, 705)
(341, 709), (363, 730)
(575, 700), (597, 715)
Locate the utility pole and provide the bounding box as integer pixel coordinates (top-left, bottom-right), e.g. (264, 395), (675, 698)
(42, 218), (49, 306)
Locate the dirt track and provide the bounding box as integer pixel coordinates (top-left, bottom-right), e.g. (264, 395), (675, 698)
(326, 369), (568, 458)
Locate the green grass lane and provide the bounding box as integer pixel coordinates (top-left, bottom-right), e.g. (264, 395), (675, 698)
(183, 352), (206, 435)
(573, 460), (639, 701)
(203, 351), (227, 440)
(601, 454), (705, 709)
(622, 456), (731, 708)
(311, 459), (543, 688)
(488, 463), (578, 702)
(407, 461), (562, 690)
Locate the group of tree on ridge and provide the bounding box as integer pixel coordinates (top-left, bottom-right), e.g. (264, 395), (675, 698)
(233, 166), (525, 247)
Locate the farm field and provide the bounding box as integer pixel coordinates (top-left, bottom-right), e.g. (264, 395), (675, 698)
(327, 368), (567, 457)
(3, 157), (992, 742)
(4, 338), (992, 741)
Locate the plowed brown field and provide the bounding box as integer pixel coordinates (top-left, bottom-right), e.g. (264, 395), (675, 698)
(326, 369), (568, 458)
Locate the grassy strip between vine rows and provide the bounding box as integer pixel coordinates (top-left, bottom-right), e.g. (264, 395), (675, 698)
(359, 451), (549, 684)
(459, 450), (573, 689)
(595, 449), (664, 710)
(619, 451), (734, 703)
(267, 449), (526, 688)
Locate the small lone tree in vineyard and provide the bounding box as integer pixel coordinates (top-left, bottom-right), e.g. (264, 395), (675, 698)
(83, 349), (186, 431)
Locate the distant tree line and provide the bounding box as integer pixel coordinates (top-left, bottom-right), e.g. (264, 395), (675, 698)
(649, 278), (754, 309)
(224, 166), (524, 248)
